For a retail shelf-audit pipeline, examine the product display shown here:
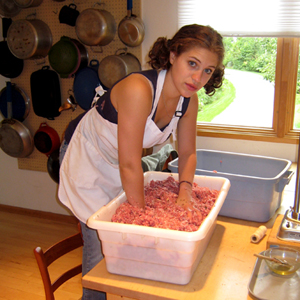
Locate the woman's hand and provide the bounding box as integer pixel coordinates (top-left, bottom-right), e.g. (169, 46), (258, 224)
(176, 180), (194, 216)
(127, 196), (145, 209)
(176, 197), (192, 210)
(176, 180), (202, 220)
(176, 196), (197, 220)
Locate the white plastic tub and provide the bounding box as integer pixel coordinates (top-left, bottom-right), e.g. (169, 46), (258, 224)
(87, 171), (230, 285)
(168, 150), (293, 222)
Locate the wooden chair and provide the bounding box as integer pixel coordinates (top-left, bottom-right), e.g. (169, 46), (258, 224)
(33, 223), (84, 300)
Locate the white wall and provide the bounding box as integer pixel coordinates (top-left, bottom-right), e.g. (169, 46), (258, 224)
(0, 0), (297, 216)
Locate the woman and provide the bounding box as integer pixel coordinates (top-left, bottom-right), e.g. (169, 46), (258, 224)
(58, 24), (224, 299)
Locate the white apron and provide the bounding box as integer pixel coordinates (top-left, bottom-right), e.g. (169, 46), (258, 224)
(58, 70), (185, 223)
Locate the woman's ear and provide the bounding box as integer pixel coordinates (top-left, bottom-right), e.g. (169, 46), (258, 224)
(169, 51), (176, 64)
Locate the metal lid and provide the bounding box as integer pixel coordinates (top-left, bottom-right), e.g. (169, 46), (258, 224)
(7, 20), (37, 59)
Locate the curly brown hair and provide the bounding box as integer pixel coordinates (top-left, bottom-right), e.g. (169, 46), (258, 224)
(148, 24), (225, 95)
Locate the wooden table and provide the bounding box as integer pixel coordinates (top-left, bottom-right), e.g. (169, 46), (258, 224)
(82, 163), (297, 299)
(82, 213), (286, 300)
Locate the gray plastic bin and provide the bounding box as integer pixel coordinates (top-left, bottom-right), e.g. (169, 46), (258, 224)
(168, 149), (293, 222)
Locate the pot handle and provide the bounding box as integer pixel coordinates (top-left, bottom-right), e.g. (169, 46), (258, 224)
(39, 122), (49, 129)
(69, 3), (77, 9)
(93, 2), (105, 8)
(89, 59), (100, 71)
(25, 12), (37, 20)
(90, 46), (103, 53)
(127, 0), (132, 17)
(115, 47), (128, 56)
(277, 170), (294, 192)
(6, 82), (12, 119)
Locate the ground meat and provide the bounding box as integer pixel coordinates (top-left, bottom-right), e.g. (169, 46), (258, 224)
(111, 176), (219, 232)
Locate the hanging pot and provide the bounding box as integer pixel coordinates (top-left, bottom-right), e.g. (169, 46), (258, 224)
(47, 149), (60, 184)
(0, 82), (34, 158)
(0, 83), (30, 122)
(30, 66), (61, 120)
(0, 17), (24, 78)
(98, 49), (141, 89)
(118, 0), (145, 47)
(75, 8), (116, 46)
(7, 18), (52, 59)
(34, 123), (60, 157)
(73, 60), (102, 111)
(13, 0), (43, 8)
(48, 36), (80, 78)
(70, 38), (88, 71)
(59, 3), (79, 27)
(0, 0), (22, 18)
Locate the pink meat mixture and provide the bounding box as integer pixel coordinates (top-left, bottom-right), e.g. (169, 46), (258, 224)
(111, 176), (219, 232)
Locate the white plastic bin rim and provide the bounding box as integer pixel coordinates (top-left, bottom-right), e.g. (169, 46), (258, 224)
(87, 172), (231, 243)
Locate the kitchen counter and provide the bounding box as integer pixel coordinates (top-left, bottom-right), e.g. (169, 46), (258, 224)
(82, 165), (297, 300)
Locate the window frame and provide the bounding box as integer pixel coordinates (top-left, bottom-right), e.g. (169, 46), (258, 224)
(197, 37), (300, 145)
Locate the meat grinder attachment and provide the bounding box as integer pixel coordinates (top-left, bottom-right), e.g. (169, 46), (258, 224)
(277, 135), (300, 242)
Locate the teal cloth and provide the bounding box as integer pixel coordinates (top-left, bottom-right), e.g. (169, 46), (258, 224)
(141, 144), (176, 172)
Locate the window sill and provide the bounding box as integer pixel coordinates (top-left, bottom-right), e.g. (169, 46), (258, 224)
(197, 123), (299, 144)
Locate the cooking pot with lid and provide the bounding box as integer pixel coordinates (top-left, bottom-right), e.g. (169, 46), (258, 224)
(7, 18), (52, 59)
(75, 8), (116, 46)
(98, 49), (141, 89)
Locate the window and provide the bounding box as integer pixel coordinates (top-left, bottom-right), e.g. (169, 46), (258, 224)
(178, 0), (300, 144)
(198, 37), (277, 128)
(293, 43), (300, 129)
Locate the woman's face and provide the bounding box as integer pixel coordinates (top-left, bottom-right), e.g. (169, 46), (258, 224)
(169, 47), (219, 98)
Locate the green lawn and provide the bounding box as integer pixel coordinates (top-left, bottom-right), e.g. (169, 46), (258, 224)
(294, 94), (300, 128)
(197, 79), (236, 122)
(197, 79), (300, 127)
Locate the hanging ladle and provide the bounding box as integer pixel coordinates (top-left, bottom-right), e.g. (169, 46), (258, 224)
(59, 93), (77, 112)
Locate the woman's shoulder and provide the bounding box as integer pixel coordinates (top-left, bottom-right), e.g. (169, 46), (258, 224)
(125, 69), (159, 87)
(138, 69), (159, 82)
(115, 70), (158, 94)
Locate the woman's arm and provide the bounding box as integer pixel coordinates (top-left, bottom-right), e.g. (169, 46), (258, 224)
(176, 93), (198, 208)
(111, 74), (153, 208)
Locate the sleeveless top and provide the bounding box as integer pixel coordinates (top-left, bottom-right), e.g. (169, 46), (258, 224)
(64, 69), (190, 143)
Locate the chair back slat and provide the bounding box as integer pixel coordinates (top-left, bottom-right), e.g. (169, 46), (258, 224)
(44, 232), (83, 266)
(34, 223), (83, 300)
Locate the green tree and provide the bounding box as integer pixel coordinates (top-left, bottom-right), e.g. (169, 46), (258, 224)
(223, 37), (277, 83)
